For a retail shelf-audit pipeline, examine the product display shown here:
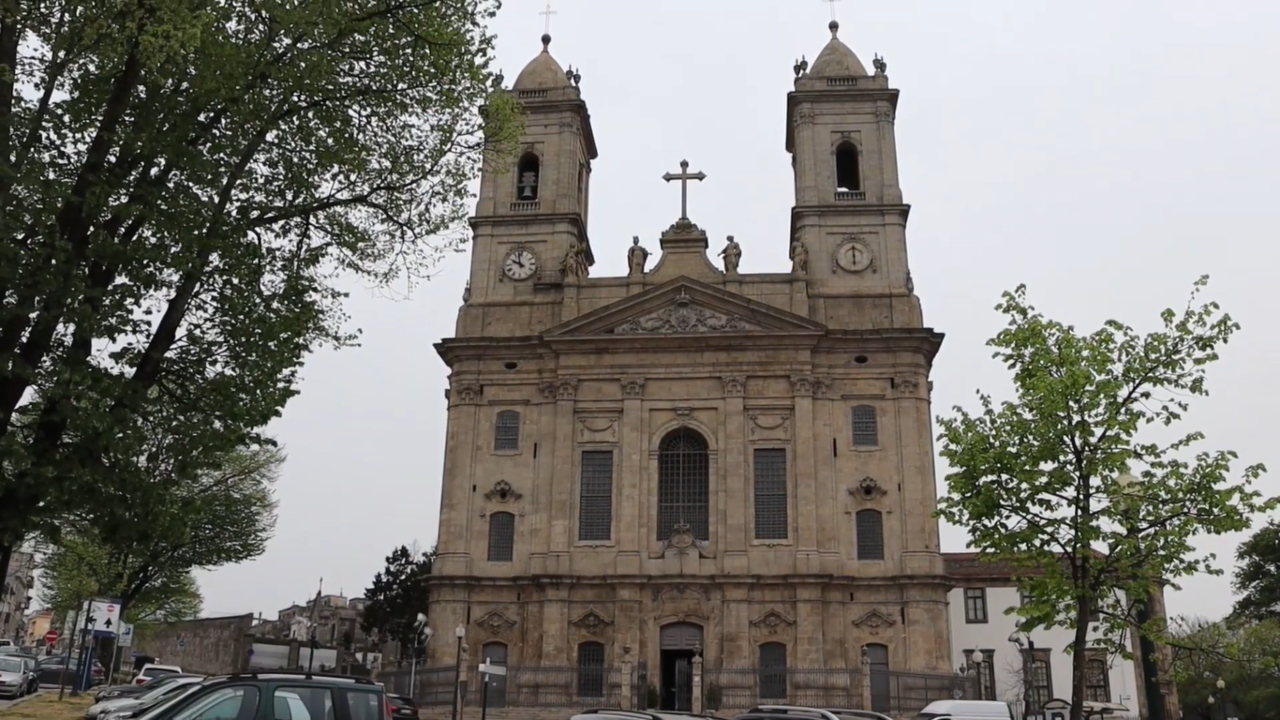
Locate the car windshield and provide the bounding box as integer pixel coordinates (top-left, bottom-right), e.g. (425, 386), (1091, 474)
(146, 667), (179, 677)
(0, 657), (24, 673)
(132, 682), (214, 720)
(139, 679), (195, 701)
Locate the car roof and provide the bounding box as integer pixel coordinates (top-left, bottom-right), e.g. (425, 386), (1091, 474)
(206, 671), (383, 688)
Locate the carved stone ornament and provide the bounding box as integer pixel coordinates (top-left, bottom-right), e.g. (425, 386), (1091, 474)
(850, 476), (886, 501)
(556, 378), (579, 400)
(615, 291), (758, 334)
(750, 609), (797, 636)
(876, 107), (895, 123)
(538, 382), (557, 401)
(721, 375), (746, 397)
(897, 377), (921, 396)
(790, 375), (815, 396)
(622, 377), (646, 398)
(814, 377), (831, 398)
(674, 406), (693, 420)
(453, 383), (482, 404)
(578, 416), (619, 442)
(571, 608), (614, 636)
(749, 413), (791, 440)
(793, 108), (815, 126)
(485, 479), (523, 503)
(656, 522), (712, 560)
(474, 610), (518, 636)
(853, 609), (897, 636)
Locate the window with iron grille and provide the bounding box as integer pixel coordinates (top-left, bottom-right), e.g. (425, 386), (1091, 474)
(851, 405), (878, 447)
(964, 588), (988, 623)
(1024, 650), (1053, 716)
(656, 429), (710, 541)
(493, 410), (520, 451)
(758, 642), (788, 700)
(1084, 652), (1110, 703)
(578, 451), (614, 542)
(978, 651), (997, 701)
(753, 449), (788, 540)
(855, 509), (884, 560)
(487, 512), (515, 562)
(577, 642), (606, 697)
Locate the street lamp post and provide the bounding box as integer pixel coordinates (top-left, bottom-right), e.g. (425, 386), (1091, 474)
(409, 614), (433, 700)
(960, 650), (985, 699)
(1207, 677), (1226, 720)
(1009, 632), (1036, 720)
(1118, 471), (1169, 720)
(451, 624), (466, 720)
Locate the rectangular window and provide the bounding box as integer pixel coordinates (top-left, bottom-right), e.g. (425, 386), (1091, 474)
(753, 449), (788, 540)
(1024, 650), (1053, 716)
(578, 451), (614, 542)
(963, 588), (988, 623)
(487, 513), (515, 562)
(855, 510), (884, 560)
(493, 410), (520, 452)
(851, 405), (878, 446)
(978, 651), (996, 701)
(1084, 651), (1110, 703)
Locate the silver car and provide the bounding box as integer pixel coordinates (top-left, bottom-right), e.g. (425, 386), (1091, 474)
(0, 655), (32, 699)
(85, 675), (204, 719)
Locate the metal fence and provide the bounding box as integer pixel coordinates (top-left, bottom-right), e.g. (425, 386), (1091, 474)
(379, 664), (973, 714)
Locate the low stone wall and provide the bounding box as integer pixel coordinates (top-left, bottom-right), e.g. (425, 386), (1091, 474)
(133, 614), (255, 675)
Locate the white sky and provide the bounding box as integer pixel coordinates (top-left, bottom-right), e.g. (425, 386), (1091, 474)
(197, 0), (1280, 623)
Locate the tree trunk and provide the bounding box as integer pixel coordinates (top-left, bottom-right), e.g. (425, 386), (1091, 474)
(0, 542), (12, 601)
(1070, 599), (1092, 720)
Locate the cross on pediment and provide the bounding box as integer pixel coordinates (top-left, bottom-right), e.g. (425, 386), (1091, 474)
(540, 2), (557, 34)
(662, 159), (706, 221)
(824, 0), (841, 21)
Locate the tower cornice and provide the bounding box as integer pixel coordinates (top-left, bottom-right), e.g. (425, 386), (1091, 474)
(785, 86), (899, 154)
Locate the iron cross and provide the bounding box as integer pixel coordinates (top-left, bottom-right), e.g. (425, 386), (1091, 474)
(824, 0), (841, 21)
(540, 2), (557, 34)
(662, 159), (706, 221)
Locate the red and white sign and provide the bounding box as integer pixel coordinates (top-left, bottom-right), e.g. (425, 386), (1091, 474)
(43, 630), (60, 645)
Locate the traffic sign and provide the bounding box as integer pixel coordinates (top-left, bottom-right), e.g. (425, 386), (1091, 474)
(478, 662), (506, 677)
(43, 630), (60, 645)
(178, 638), (186, 650)
(85, 599), (122, 636)
(131, 650), (139, 659)
(118, 623), (134, 647)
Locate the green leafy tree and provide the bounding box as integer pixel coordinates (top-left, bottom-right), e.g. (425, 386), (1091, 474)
(936, 277), (1271, 720)
(38, 443), (279, 619)
(0, 0), (522, 590)
(1231, 520), (1280, 621)
(1168, 616), (1280, 720)
(360, 544), (434, 656)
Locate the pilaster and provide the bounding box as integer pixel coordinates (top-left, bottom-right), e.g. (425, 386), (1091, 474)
(618, 377), (646, 574)
(795, 585), (824, 667)
(549, 378), (579, 569)
(531, 383), (558, 573)
(436, 382), (482, 576)
(540, 585), (570, 666)
(790, 375), (820, 573)
(722, 375), (749, 574)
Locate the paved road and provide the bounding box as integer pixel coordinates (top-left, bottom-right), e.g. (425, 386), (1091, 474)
(0, 690), (37, 710)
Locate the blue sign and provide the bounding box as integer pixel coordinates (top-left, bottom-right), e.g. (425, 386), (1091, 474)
(131, 651), (139, 659)
(178, 639), (186, 650)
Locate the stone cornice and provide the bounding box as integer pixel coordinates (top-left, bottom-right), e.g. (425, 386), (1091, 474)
(425, 573), (957, 590)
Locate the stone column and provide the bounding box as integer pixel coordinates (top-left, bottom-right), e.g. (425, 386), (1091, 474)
(793, 107), (818, 206)
(877, 105), (903, 204)
(691, 652), (704, 714)
(437, 381), (482, 576)
(618, 378), (646, 575)
(721, 375), (748, 574)
(620, 646), (635, 710)
(790, 376), (819, 573)
(549, 378), (579, 572)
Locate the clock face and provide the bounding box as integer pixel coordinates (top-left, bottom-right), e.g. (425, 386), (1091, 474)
(503, 248), (538, 280)
(835, 240), (873, 273)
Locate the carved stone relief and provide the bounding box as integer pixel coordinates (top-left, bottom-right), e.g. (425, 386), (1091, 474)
(453, 383), (482, 405)
(653, 585), (711, 622)
(614, 293), (757, 334)
(721, 375), (746, 397)
(556, 378), (579, 400)
(485, 479), (522, 503)
(790, 375), (815, 397)
(793, 109), (815, 126)
(876, 107), (895, 123)
(896, 377), (921, 397)
(539, 382), (557, 401)
(849, 476), (886, 501)
(474, 610), (518, 637)
(622, 377), (646, 398)
(748, 412), (792, 441)
(578, 416), (619, 443)
(852, 609), (897, 636)
(571, 608), (614, 636)
(749, 609), (796, 636)
(654, 521), (713, 559)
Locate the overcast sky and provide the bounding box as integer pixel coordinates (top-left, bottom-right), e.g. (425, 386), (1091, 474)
(196, 0), (1279, 623)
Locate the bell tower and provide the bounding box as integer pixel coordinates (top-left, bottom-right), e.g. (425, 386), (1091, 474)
(787, 21), (919, 325)
(464, 33), (598, 319)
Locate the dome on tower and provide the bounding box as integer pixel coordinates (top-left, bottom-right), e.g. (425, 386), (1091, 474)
(512, 34), (572, 90)
(808, 21), (868, 77)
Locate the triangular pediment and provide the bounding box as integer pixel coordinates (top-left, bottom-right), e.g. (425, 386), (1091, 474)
(544, 277), (827, 337)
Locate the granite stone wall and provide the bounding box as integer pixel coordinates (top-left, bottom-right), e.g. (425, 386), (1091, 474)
(133, 614), (255, 675)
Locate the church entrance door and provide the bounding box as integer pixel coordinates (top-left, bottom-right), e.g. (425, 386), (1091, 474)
(659, 623), (703, 711)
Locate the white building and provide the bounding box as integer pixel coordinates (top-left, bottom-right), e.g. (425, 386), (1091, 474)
(945, 553), (1140, 720)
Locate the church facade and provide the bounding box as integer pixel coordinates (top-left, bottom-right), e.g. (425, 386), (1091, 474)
(427, 20), (952, 692)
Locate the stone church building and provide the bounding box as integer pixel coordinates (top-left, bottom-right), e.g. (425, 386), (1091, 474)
(427, 19), (953, 698)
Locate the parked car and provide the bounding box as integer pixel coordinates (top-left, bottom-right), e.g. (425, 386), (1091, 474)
(132, 663), (183, 686)
(0, 654), (35, 699)
(387, 694), (419, 720)
(732, 707), (895, 720)
(110, 672), (390, 720)
(86, 675), (205, 719)
(95, 672), (203, 702)
(573, 711), (727, 720)
(4, 654), (42, 695)
(37, 654), (106, 686)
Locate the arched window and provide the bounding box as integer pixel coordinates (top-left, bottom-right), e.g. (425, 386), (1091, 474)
(494, 410), (521, 451)
(576, 641), (606, 697)
(657, 428), (710, 541)
(864, 644), (890, 712)
(835, 142), (861, 192)
(487, 512), (515, 562)
(758, 642), (788, 700)
(517, 153), (540, 201)
(1084, 654), (1110, 702)
(856, 509), (884, 561)
(851, 405), (878, 446)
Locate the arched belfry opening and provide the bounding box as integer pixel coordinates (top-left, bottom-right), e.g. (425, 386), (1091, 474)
(835, 142), (861, 192)
(517, 153), (541, 201)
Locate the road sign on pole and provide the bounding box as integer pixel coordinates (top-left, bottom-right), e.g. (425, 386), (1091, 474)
(44, 630), (60, 645)
(85, 599), (122, 636)
(118, 623), (134, 647)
